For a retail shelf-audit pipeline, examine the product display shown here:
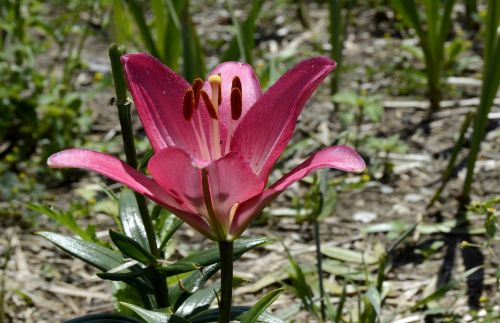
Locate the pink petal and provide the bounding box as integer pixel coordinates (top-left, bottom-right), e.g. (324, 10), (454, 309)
(230, 56), (336, 181)
(148, 147), (264, 238)
(47, 149), (214, 238)
(121, 53), (214, 160)
(229, 146), (365, 238)
(203, 62), (262, 132)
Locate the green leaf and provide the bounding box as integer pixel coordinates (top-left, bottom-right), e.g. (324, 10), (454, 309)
(163, 0), (183, 70)
(97, 267), (152, 281)
(63, 313), (142, 322)
(111, 0), (132, 44)
(38, 232), (123, 271)
(221, 0), (264, 64)
(176, 283), (220, 317)
(169, 264), (220, 310)
(28, 203), (96, 242)
(239, 288), (284, 323)
(364, 287), (381, 318)
(138, 148), (154, 172)
(125, 0), (161, 59)
(109, 230), (156, 265)
(332, 91), (358, 106)
(159, 237), (270, 276)
(119, 189), (149, 251)
(120, 302), (190, 323)
(158, 210), (184, 251)
(179, 0), (205, 82)
(189, 306), (284, 323)
(284, 246), (314, 310)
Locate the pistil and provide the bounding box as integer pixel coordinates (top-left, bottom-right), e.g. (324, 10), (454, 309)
(207, 74), (222, 159)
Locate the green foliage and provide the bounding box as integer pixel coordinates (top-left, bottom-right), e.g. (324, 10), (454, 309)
(390, 0), (457, 111)
(239, 288), (284, 323)
(27, 203), (97, 242)
(0, 0), (96, 177)
(222, 0), (265, 65)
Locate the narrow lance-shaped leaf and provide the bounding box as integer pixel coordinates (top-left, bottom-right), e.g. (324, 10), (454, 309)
(159, 237), (270, 276)
(119, 189), (150, 251)
(238, 288), (284, 323)
(124, 0), (161, 59)
(175, 282), (221, 317)
(120, 302), (190, 323)
(109, 229), (157, 265)
(38, 232), (123, 271)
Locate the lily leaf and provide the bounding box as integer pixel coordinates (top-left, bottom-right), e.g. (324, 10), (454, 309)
(64, 313), (142, 322)
(169, 264), (220, 311)
(159, 237), (270, 276)
(239, 288), (284, 323)
(119, 189), (149, 251)
(38, 232), (122, 271)
(176, 282), (220, 317)
(109, 230), (156, 265)
(120, 302), (190, 323)
(188, 306), (284, 323)
(158, 210), (184, 251)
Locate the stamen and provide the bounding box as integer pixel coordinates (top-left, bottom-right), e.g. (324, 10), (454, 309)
(230, 88), (242, 120)
(231, 76), (242, 92)
(192, 78), (204, 109)
(182, 89), (194, 120)
(200, 90), (218, 119)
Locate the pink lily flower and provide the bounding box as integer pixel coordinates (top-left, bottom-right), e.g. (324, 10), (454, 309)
(48, 53), (365, 241)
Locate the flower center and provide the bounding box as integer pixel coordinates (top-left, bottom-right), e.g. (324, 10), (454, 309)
(182, 74), (243, 160)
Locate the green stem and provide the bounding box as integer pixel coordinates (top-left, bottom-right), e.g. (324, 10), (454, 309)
(313, 220), (326, 321)
(109, 44), (168, 307)
(218, 241), (234, 323)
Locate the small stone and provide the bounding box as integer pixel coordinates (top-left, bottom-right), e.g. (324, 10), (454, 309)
(353, 211), (377, 223)
(404, 193), (424, 203)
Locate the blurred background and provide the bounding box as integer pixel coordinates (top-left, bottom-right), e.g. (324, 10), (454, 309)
(1, 0), (499, 321)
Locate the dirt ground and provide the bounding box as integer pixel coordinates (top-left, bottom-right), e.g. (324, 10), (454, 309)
(1, 1), (500, 322)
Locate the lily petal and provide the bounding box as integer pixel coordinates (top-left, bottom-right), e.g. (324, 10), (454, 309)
(203, 62), (262, 131)
(229, 146), (365, 238)
(148, 148), (264, 238)
(48, 148), (215, 239)
(122, 53), (213, 160)
(230, 56), (336, 181)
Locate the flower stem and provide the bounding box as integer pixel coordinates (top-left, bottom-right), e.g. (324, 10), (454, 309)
(109, 44), (168, 308)
(313, 219), (326, 321)
(218, 241), (234, 323)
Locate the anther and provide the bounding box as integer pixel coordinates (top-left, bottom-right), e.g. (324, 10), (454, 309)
(200, 90), (218, 119)
(231, 76), (242, 92)
(230, 88), (242, 120)
(192, 78), (204, 109)
(182, 89), (195, 121)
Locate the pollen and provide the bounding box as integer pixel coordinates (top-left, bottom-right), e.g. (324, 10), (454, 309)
(182, 89), (195, 120)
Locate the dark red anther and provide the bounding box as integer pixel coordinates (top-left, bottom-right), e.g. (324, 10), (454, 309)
(231, 76), (242, 93)
(230, 88), (242, 120)
(192, 78), (204, 109)
(200, 90), (218, 120)
(182, 89), (195, 121)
